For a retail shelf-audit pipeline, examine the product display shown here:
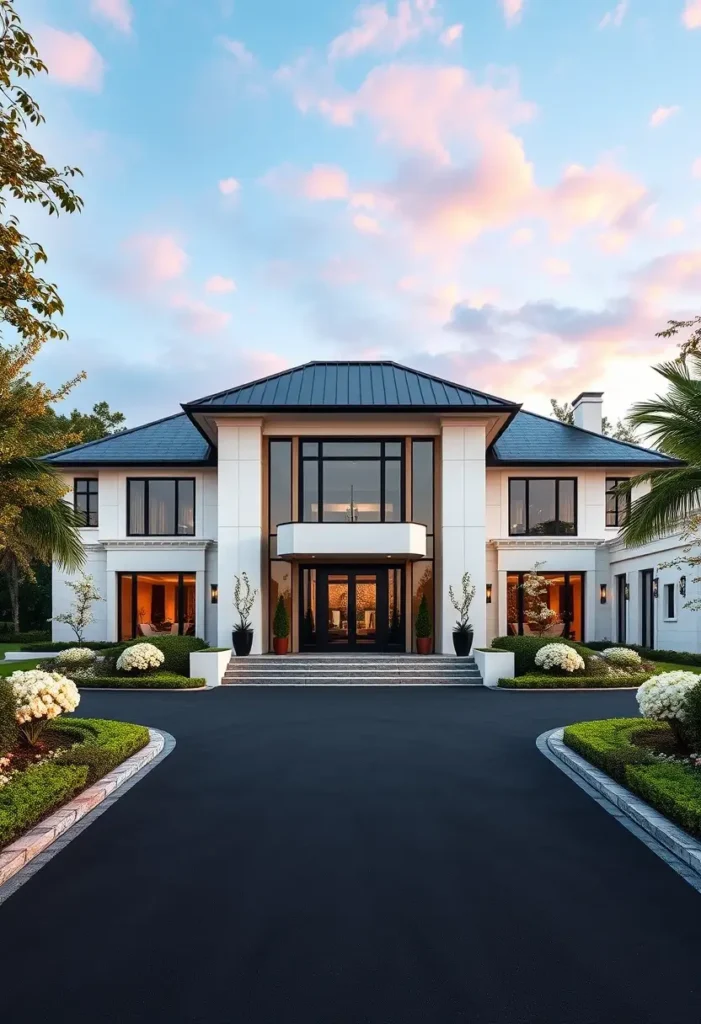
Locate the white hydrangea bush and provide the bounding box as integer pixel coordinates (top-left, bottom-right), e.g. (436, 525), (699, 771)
(636, 671), (700, 724)
(534, 643), (585, 674)
(601, 647), (642, 668)
(11, 670), (80, 745)
(55, 647), (96, 668)
(116, 643), (165, 673)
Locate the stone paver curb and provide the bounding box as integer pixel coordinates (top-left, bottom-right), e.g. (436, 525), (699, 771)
(493, 684), (639, 692)
(0, 728), (174, 901)
(538, 726), (701, 893)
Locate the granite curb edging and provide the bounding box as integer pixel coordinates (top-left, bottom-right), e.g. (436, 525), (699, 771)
(539, 726), (701, 893)
(494, 684), (639, 692)
(0, 728), (173, 897)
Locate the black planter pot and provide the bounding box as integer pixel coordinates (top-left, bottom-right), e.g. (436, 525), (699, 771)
(232, 629), (254, 657)
(452, 627), (474, 657)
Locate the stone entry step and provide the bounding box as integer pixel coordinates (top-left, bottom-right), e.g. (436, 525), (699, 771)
(223, 654), (482, 685)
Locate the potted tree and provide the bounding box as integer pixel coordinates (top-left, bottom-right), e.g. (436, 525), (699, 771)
(448, 572), (476, 656)
(415, 594), (432, 654)
(273, 595), (289, 655)
(232, 572), (257, 656)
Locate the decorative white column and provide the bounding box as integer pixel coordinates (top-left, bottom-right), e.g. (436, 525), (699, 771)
(441, 420), (487, 655)
(216, 420), (263, 652)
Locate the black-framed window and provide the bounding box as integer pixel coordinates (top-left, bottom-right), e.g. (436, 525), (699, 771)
(506, 572), (584, 641)
(664, 583), (676, 620)
(74, 478), (98, 527)
(509, 478), (577, 536)
(300, 440), (404, 523)
(127, 478), (195, 536)
(118, 572), (196, 640)
(411, 439), (434, 650)
(606, 477), (631, 528)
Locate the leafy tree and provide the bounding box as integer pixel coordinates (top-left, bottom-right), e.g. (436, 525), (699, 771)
(43, 401), (126, 450)
(657, 316), (701, 359)
(54, 573), (103, 641)
(1, 1), (86, 627)
(619, 354), (701, 546)
(549, 398), (637, 442)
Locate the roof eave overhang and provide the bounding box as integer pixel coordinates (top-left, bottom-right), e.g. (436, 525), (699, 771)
(486, 457), (684, 468)
(46, 458), (217, 469)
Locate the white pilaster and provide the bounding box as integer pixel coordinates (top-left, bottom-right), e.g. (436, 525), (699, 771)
(441, 421), (487, 654)
(216, 420), (264, 651)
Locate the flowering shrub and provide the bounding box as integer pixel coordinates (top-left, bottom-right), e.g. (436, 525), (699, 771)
(55, 647), (96, 668)
(11, 670), (81, 746)
(116, 643), (165, 673)
(636, 672), (700, 725)
(601, 647), (642, 668)
(534, 643), (585, 674)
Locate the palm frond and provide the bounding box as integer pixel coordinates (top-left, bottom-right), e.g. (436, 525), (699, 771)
(620, 468), (701, 546)
(17, 502), (85, 571)
(0, 456), (58, 483)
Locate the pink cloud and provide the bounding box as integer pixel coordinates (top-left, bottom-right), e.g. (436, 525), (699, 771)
(683, 0), (701, 28)
(501, 0), (524, 27)
(90, 0), (133, 33)
(262, 163), (350, 200)
(633, 250), (701, 298)
(598, 1), (627, 28)
(510, 227), (534, 246)
(243, 352), (291, 379)
(170, 295), (231, 334)
(543, 257), (571, 276)
(440, 23), (463, 45)
(218, 177), (241, 195)
(329, 0), (440, 60)
(205, 275), (237, 293)
(545, 161), (650, 242)
(35, 26), (105, 91)
(649, 105), (680, 127)
(122, 234), (188, 284)
(353, 213), (382, 234)
(221, 38), (256, 67)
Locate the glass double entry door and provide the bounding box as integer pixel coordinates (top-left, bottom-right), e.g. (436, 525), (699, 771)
(301, 565), (404, 651)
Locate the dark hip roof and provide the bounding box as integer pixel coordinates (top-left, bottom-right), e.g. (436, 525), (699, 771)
(183, 360), (519, 412)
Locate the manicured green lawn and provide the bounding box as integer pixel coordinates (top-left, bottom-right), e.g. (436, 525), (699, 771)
(0, 643), (21, 660)
(651, 661), (701, 675)
(0, 658), (42, 677)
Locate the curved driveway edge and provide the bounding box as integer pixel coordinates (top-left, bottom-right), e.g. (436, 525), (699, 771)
(538, 726), (701, 893)
(0, 727), (175, 904)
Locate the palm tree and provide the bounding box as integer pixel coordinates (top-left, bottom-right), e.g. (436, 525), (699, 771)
(620, 354), (701, 546)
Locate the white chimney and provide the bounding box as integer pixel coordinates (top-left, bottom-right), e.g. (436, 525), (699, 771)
(572, 391), (603, 434)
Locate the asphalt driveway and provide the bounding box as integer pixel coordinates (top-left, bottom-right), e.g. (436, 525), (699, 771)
(2, 686), (699, 1024)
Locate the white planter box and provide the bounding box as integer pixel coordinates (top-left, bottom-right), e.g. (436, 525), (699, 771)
(3, 650), (58, 661)
(474, 649), (514, 689)
(190, 649), (231, 688)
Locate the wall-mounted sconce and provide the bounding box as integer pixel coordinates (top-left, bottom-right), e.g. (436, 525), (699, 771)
(600, 584), (607, 605)
(486, 583), (492, 604)
(210, 584), (219, 604)
(680, 576), (687, 598)
(624, 583), (630, 600)
(653, 577), (659, 599)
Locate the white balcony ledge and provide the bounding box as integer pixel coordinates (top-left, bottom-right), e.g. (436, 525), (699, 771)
(276, 522), (427, 560)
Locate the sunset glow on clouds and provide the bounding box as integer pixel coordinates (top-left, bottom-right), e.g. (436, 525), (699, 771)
(20, 0), (701, 423)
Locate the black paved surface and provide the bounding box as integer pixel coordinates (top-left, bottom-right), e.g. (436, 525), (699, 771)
(2, 687), (700, 1024)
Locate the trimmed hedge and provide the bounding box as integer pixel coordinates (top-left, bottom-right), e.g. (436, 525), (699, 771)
(54, 717), (150, 783)
(103, 636), (208, 676)
(0, 678), (17, 756)
(0, 717), (149, 847)
(75, 672), (204, 689)
(0, 763), (89, 846)
(2, 631), (51, 645)
(684, 683), (701, 750)
(626, 762), (701, 837)
(499, 673), (648, 690)
(491, 635), (595, 676)
(585, 641), (701, 668)
(563, 717), (665, 783)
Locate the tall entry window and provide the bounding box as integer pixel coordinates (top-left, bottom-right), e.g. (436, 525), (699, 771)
(412, 439), (434, 652)
(506, 572), (584, 641)
(509, 478), (577, 536)
(118, 572), (196, 640)
(300, 440), (404, 523)
(268, 440), (292, 649)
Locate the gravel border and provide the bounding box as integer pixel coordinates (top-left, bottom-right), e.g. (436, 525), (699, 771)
(538, 726), (701, 894)
(0, 728), (175, 904)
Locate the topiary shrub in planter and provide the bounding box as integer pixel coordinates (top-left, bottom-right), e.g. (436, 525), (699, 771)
(415, 595), (432, 655)
(273, 596), (289, 655)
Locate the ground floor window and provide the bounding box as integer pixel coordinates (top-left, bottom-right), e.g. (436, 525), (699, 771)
(506, 572), (584, 641)
(269, 560), (292, 649)
(118, 572), (196, 640)
(411, 560), (433, 653)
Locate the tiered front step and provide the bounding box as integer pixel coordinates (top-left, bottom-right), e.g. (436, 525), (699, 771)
(223, 654), (483, 685)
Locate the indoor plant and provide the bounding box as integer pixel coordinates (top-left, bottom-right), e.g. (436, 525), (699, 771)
(232, 572), (257, 656)
(415, 594), (432, 655)
(448, 572), (476, 656)
(273, 595), (289, 655)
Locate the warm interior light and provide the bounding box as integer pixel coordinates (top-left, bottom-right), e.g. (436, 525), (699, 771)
(600, 584), (607, 604)
(486, 583), (492, 604)
(210, 584), (218, 604)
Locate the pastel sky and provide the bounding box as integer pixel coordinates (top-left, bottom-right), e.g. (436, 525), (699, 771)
(18, 0), (701, 425)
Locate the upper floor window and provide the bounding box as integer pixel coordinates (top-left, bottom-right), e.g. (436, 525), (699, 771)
(509, 478), (577, 536)
(74, 478), (98, 527)
(127, 478), (195, 536)
(301, 440), (404, 523)
(606, 477), (630, 528)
